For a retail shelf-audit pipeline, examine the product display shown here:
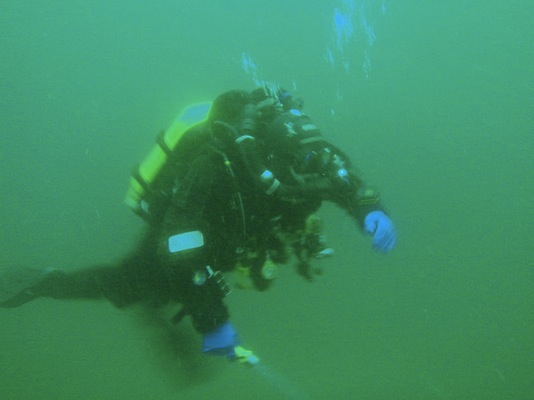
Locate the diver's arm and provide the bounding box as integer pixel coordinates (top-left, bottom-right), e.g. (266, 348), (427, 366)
(157, 153), (233, 336)
(210, 105), (281, 196)
(326, 162), (397, 253)
(234, 133), (281, 195)
(303, 142), (386, 226)
(340, 173), (385, 227)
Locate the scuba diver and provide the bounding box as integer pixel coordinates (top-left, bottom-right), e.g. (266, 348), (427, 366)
(0, 85), (397, 361)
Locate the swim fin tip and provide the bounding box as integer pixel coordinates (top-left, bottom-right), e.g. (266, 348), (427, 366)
(0, 267), (55, 308)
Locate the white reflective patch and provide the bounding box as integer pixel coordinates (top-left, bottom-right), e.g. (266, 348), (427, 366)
(168, 231), (204, 253)
(260, 169), (274, 182)
(301, 124), (318, 131)
(235, 135), (255, 144)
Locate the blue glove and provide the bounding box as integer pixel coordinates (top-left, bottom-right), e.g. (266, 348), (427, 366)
(363, 211), (397, 253)
(202, 321), (239, 358)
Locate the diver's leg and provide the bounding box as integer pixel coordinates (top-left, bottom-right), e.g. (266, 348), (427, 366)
(35, 264), (141, 307)
(1, 226), (172, 309)
(0, 263), (140, 308)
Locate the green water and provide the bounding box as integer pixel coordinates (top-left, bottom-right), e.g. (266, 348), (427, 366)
(1, 1), (532, 399)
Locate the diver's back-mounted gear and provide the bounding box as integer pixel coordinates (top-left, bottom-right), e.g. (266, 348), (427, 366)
(125, 102), (212, 220)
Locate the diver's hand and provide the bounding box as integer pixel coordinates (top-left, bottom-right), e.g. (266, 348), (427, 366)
(363, 211), (397, 253)
(202, 321), (239, 358)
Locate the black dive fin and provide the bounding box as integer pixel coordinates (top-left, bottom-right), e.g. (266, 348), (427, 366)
(0, 267), (55, 308)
